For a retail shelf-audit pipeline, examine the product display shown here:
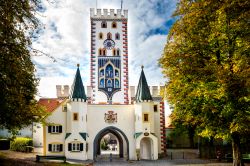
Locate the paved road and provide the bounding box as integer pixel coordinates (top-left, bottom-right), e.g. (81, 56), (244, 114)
(68, 158), (235, 166)
(2, 149), (250, 166)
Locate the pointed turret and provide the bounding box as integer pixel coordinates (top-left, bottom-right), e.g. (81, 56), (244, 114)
(135, 66), (152, 102)
(71, 64), (87, 101)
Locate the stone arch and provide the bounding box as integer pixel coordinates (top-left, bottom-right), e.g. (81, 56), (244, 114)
(93, 126), (129, 161)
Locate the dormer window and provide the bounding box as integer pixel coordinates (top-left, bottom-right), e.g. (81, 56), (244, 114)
(101, 21), (107, 28)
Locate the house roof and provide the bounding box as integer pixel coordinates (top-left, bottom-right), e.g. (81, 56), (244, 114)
(135, 66), (152, 102)
(38, 98), (65, 113)
(71, 64), (87, 101)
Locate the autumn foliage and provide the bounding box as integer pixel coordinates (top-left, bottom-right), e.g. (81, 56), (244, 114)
(159, 1), (250, 166)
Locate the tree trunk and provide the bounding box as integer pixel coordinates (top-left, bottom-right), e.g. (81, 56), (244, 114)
(232, 133), (244, 166)
(208, 137), (214, 159)
(188, 128), (195, 148)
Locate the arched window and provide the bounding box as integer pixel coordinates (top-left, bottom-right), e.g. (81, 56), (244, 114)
(101, 21), (107, 28)
(115, 79), (119, 88)
(105, 64), (113, 78)
(112, 49), (116, 56)
(115, 33), (120, 40)
(107, 32), (112, 39)
(112, 22), (117, 28)
(100, 69), (104, 77)
(116, 49), (120, 56)
(107, 80), (112, 87)
(100, 79), (104, 88)
(115, 70), (119, 77)
(103, 49), (106, 56)
(99, 32), (103, 39)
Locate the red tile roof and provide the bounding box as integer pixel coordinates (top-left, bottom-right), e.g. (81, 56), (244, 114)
(38, 98), (65, 113)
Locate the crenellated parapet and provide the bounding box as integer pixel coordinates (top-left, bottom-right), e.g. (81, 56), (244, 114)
(90, 8), (128, 19)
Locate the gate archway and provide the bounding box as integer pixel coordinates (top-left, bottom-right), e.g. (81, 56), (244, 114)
(93, 126), (129, 161)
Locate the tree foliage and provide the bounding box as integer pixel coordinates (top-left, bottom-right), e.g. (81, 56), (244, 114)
(159, 0), (250, 165)
(0, 0), (46, 133)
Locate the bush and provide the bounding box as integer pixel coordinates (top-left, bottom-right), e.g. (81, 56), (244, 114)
(10, 137), (32, 152)
(0, 139), (10, 150)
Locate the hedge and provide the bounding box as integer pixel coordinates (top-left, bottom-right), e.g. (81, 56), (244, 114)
(10, 137), (33, 152)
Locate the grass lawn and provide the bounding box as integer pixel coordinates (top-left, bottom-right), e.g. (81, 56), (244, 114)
(0, 151), (87, 166)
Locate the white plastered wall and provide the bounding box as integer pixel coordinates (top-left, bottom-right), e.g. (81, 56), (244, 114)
(86, 104), (136, 160)
(44, 105), (66, 156)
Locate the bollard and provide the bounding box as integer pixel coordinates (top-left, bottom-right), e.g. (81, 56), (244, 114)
(171, 152), (172, 160)
(109, 153), (112, 162)
(183, 152), (184, 159)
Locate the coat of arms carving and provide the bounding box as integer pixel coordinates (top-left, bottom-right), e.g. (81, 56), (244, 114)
(104, 111), (117, 123)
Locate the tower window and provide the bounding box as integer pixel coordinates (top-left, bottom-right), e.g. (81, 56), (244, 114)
(115, 33), (120, 40)
(115, 70), (119, 77)
(68, 142), (83, 152)
(116, 49), (120, 56)
(105, 64), (113, 77)
(115, 79), (119, 88)
(103, 49), (106, 56)
(99, 32), (103, 39)
(98, 48), (102, 56)
(107, 80), (113, 87)
(100, 69), (104, 76)
(101, 21), (107, 28)
(107, 32), (112, 39)
(143, 113), (149, 122)
(112, 49), (116, 56)
(73, 113), (78, 121)
(112, 22), (117, 28)
(154, 105), (158, 112)
(100, 79), (104, 88)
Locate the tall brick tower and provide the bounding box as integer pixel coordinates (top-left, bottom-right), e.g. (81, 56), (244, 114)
(90, 8), (129, 104)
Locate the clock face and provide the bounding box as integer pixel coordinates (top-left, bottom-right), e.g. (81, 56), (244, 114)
(103, 39), (115, 50)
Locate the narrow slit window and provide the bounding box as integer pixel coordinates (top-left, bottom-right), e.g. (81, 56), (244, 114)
(115, 33), (120, 40)
(99, 32), (103, 39)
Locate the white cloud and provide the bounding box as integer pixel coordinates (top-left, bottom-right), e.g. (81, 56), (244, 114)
(33, 0), (176, 98)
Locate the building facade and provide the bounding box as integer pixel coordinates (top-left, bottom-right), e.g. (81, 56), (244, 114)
(35, 8), (166, 161)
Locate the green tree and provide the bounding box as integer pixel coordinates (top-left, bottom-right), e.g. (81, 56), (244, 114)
(0, 0), (46, 134)
(159, 1), (250, 165)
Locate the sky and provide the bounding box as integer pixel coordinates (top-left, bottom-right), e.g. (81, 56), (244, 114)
(32, 0), (177, 99)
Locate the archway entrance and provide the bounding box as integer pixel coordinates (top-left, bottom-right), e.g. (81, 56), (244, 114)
(140, 137), (152, 160)
(93, 126), (129, 161)
(100, 133), (119, 155)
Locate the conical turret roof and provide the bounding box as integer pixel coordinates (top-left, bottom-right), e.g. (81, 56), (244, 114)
(71, 64), (87, 101)
(135, 66), (152, 102)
